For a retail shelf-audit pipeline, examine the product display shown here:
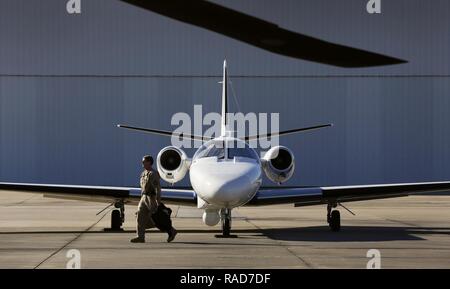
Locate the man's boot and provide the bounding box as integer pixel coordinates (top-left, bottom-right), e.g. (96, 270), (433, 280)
(167, 228), (177, 243)
(130, 236), (145, 243)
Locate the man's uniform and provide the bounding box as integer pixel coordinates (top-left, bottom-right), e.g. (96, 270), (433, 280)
(136, 169), (161, 239)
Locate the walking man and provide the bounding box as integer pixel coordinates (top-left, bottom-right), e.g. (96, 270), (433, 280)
(130, 155), (177, 243)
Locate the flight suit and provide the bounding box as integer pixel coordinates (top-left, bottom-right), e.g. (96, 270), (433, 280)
(136, 169), (162, 239)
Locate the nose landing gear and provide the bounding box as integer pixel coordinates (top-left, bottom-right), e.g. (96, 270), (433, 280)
(104, 200), (125, 231)
(327, 203), (341, 232)
(215, 208), (237, 238)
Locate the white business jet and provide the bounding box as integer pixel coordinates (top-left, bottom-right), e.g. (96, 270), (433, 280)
(1, 61), (450, 237)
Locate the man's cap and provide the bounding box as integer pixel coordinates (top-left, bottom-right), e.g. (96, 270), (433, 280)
(142, 155), (154, 163)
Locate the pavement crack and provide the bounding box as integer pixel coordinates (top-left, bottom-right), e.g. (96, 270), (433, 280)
(33, 210), (110, 269)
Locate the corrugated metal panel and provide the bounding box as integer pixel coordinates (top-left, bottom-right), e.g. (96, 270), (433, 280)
(1, 0), (449, 187)
(2, 76), (449, 186)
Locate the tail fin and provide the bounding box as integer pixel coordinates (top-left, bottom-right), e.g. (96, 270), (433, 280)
(221, 60), (228, 136)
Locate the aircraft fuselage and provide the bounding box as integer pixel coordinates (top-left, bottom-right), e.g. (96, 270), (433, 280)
(189, 136), (262, 210)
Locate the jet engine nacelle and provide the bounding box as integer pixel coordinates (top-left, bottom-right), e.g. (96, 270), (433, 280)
(157, 146), (190, 184)
(262, 146), (295, 184)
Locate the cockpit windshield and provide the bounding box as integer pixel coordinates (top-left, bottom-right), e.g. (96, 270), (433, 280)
(194, 140), (226, 159)
(193, 138), (259, 161)
(227, 141), (259, 160)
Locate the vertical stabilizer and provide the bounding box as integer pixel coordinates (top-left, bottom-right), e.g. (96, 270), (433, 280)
(221, 60), (228, 136)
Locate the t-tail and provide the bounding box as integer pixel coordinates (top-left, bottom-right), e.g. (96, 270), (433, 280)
(117, 60), (333, 141)
(221, 60), (228, 137)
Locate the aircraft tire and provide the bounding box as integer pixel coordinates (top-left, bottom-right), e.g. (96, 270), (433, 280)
(329, 210), (341, 232)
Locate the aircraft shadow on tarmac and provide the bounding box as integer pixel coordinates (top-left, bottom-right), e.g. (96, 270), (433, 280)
(1, 226), (449, 242)
(254, 226), (450, 242)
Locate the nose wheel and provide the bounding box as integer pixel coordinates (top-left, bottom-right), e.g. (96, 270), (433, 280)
(327, 203), (341, 232)
(222, 215), (231, 236)
(104, 200), (125, 231)
(215, 208), (237, 238)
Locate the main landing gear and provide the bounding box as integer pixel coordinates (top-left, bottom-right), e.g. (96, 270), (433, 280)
(327, 203), (341, 232)
(104, 200), (125, 231)
(215, 208), (237, 238)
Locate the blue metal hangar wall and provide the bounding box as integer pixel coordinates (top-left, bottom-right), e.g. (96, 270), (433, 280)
(0, 0), (449, 188)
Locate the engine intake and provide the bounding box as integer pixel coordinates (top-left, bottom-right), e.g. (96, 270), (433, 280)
(262, 146), (295, 183)
(157, 146), (189, 184)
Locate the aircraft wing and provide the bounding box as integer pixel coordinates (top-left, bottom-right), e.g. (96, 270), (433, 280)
(0, 182), (197, 206)
(248, 182), (450, 206)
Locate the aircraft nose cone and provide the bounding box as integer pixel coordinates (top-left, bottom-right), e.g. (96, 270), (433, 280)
(190, 161), (261, 207)
(204, 173), (251, 205)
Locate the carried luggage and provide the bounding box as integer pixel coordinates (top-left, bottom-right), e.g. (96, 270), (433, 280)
(151, 203), (173, 233)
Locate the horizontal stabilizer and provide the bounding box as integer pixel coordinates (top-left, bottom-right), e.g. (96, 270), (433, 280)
(245, 123), (332, 141)
(117, 124), (213, 141)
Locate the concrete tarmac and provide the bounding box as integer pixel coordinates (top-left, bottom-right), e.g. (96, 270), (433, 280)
(0, 190), (449, 268)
